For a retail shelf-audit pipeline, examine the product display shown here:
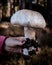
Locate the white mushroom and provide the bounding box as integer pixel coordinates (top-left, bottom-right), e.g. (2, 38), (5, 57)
(10, 9), (46, 39)
(11, 9), (46, 28)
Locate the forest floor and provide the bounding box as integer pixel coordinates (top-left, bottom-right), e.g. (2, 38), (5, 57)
(0, 22), (52, 65)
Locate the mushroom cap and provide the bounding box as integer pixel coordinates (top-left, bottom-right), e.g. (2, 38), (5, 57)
(10, 9), (46, 29)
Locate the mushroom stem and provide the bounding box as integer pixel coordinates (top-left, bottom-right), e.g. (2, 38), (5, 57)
(24, 27), (36, 40)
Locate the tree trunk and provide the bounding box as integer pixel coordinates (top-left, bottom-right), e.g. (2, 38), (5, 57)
(37, 0), (39, 4)
(47, 0), (52, 28)
(29, 0), (32, 10)
(19, 0), (26, 9)
(0, 0), (2, 4)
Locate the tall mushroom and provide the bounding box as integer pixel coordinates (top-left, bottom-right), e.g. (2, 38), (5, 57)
(10, 9), (46, 40)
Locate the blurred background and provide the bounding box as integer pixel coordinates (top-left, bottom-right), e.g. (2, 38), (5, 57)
(0, 0), (47, 22)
